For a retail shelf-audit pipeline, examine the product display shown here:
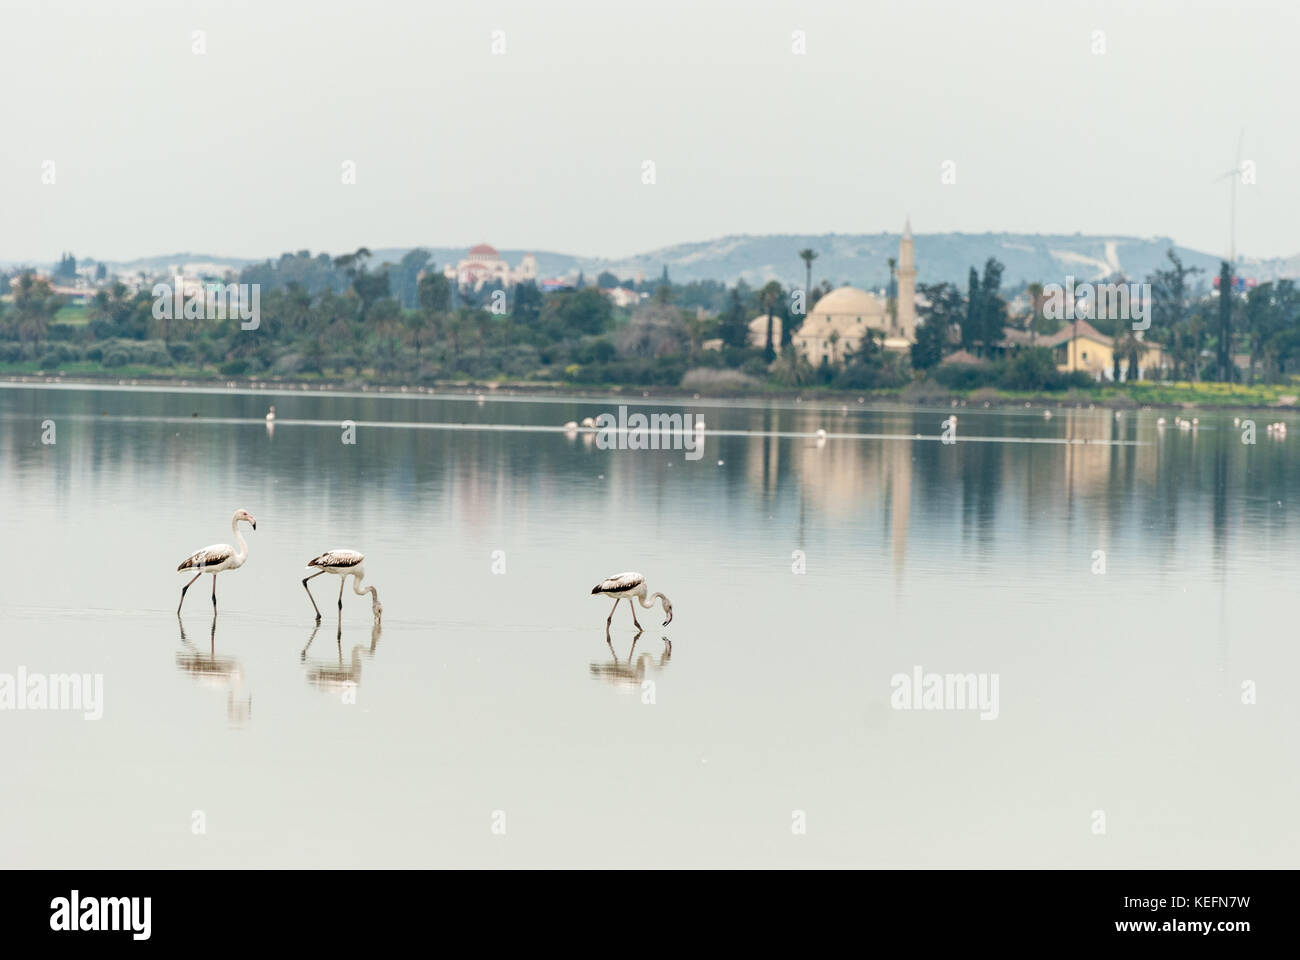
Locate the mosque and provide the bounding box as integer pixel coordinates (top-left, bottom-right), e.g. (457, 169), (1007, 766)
(752, 221), (918, 364)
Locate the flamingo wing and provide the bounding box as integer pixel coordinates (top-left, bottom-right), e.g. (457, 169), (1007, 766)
(178, 543), (234, 571)
(591, 571), (645, 595)
(309, 549), (365, 568)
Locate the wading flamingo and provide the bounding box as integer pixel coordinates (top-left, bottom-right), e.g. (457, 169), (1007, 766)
(302, 550), (382, 623)
(591, 572), (673, 633)
(176, 509), (256, 614)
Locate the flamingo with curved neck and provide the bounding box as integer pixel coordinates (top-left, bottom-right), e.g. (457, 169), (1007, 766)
(302, 549), (383, 623)
(590, 571), (674, 634)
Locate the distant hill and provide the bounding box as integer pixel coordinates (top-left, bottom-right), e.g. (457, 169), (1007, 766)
(566, 234), (1299, 291)
(8, 236), (1297, 292)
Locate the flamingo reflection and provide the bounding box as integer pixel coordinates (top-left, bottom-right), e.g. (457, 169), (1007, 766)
(176, 615), (251, 723)
(589, 635), (672, 691)
(300, 619), (382, 695)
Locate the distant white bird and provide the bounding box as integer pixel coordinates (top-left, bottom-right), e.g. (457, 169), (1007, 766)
(563, 421), (579, 434)
(302, 550), (382, 623)
(591, 572), (673, 633)
(815, 428), (827, 439)
(1043, 410), (1053, 420)
(265, 405), (276, 422)
(1156, 417), (1166, 427)
(581, 417), (596, 429)
(176, 509), (256, 615)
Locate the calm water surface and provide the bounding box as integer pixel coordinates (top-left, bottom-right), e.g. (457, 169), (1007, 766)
(1, 383), (1296, 867)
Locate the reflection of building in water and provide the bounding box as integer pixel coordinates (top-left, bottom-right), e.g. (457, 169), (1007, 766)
(886, 438), (911, 580)
(176, 618), (251, 724)
(301, 621), (382, 695)
(589, 637), (672, 691)
(743, 423), (915, 577)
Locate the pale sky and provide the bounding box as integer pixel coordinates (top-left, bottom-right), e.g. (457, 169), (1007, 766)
(2, 0), (1295, 263)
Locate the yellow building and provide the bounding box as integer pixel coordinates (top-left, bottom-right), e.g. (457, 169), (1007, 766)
(1042, 319), (1169, 380)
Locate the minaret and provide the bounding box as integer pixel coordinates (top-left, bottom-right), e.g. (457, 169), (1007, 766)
(897, 218), (917, 340)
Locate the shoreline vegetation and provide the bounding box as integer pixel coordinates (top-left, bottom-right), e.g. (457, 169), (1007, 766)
(5, 247), (1298, 413)
(3, 368), (1296, 412)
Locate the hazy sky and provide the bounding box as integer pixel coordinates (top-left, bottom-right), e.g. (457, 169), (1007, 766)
(2, 0), (1295, 263)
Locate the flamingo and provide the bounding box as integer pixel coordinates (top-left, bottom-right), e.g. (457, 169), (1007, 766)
(176, 509), (256, 614)
(301, 550), (382, 623)
(265, 405), (276, 422)
(591, 572), (673, 633)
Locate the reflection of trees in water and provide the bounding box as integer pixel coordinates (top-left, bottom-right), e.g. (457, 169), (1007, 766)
(10, 395), (1300, 567)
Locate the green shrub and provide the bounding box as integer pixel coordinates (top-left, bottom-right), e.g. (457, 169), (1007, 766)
(935, 362), (997, 390)
(999, 348), (1059, 390)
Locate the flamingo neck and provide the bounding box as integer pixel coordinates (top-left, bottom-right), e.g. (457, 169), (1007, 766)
(637, 590), (665, 610)
(231, 517), (249, 566)
(351, 573), (379, 609)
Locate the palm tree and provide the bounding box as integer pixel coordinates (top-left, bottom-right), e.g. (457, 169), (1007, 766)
(798, 249), (818, 312)
(332, 247), (372, 287)
(1026, 282), (1044, 344)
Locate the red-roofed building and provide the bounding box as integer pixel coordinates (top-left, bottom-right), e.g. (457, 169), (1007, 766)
(444, 243), (538, 290)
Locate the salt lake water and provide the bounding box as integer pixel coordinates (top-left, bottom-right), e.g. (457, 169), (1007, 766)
(0, 382), (1296, 867)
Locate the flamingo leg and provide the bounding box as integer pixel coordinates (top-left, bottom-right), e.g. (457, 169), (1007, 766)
(211, 574), (218, 609)
(628, 600), (642, 631)
(302, 570), (325, 623)
(301, 623), (321, 660)
(178, 572), (202, 615)
(606, 598), (620, 629)
(338, 577), (346, 612)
